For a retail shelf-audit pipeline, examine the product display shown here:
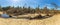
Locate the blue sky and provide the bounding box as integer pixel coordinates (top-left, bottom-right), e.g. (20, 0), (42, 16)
(0, 0), (60, 8)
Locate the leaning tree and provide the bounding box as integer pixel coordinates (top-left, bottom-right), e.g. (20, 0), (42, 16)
(51, 2), (59, 14)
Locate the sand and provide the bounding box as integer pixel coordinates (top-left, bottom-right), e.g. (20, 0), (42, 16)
(0, 14), (60, 25)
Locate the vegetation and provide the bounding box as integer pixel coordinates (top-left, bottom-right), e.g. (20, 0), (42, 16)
(0, 3), (60, 16)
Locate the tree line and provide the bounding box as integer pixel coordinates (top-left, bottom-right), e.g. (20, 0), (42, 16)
(0, 3), (60, 15)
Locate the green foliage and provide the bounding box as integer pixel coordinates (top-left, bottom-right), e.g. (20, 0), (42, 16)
(2, 6), (11, 11)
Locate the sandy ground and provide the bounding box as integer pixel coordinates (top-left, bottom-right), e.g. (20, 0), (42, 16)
(0, 11), (3, 14)
(0, 11), (60, 25)
(0, 14), (60, 25)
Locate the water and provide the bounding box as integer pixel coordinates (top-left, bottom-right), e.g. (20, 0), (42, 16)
(1, 14), (9, 18)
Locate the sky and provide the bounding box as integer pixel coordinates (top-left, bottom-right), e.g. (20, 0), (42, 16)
(0, 0), (60, 8)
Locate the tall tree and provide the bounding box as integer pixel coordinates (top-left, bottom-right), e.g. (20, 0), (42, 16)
(51, 2), (58, 10)
(51, 2), (59, 14)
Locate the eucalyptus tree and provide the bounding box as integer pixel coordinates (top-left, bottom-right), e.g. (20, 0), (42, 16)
(51, 2), (59, 14)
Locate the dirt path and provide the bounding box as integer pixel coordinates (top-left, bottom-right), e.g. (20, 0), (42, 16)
(0, 14), (60, 25)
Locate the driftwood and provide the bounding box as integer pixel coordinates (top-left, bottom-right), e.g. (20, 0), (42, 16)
(1, 14), (53, 20)
(29, 14), (53, 20)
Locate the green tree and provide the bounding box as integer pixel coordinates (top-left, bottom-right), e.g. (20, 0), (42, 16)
(51, 2), (59, 14)
(2, 6), (11, 11)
